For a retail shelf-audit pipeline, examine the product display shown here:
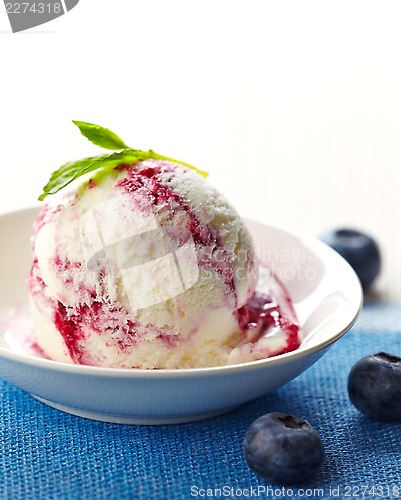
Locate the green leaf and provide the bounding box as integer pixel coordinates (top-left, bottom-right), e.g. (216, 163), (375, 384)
(39, 150), (145, 200)
(72, 120), (128, 150)
(39, 121), (208, 201)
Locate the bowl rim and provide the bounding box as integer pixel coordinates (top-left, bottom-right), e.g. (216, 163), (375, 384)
(0, 207), (363, 379)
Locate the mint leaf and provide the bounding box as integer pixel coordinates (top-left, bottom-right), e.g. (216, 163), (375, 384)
(39, 121), (208, 201)
(39, 150), (145, 200)
(72, 120), (128, 150)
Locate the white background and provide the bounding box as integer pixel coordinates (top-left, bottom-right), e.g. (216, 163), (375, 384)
(0, 1), (400, 300)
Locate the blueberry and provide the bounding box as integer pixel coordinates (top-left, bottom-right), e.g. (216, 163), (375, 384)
(243, 412), (324, 484)
(320, 228), (381, 289)
(348, 352), (401, 422)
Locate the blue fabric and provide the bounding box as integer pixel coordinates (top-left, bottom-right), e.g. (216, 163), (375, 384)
(1, 303), (401, 499)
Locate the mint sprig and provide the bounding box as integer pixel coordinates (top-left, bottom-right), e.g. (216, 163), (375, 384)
(38, 121), (208, 201)
(72, 121), (129, 150)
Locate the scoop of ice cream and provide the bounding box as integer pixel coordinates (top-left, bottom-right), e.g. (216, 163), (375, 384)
(27, 160), (260, 368)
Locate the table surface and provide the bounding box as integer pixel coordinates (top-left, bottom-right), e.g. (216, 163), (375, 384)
(0, 303), (400, 500)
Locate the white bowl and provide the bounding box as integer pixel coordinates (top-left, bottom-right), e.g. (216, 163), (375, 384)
(0, 208), (362, 425)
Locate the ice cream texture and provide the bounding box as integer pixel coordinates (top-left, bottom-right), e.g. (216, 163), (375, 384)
(28, 160), (301, 368)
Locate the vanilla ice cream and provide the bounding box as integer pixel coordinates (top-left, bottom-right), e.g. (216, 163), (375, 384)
(27, 160), (301, 368)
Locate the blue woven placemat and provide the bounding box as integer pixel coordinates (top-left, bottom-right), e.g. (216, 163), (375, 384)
(1, 303), (401, 500)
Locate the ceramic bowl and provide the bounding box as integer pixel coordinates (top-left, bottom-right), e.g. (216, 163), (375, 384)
(0, 208), (362, 424)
